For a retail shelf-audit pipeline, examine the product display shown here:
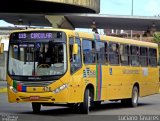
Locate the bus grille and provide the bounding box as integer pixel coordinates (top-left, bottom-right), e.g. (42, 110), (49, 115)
(19, 96), (52, 101)
(16, 81), (53, 87)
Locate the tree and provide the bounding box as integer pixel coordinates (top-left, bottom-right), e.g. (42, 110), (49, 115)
(152, 33), (160, 65)
(153, 32), (160, 56)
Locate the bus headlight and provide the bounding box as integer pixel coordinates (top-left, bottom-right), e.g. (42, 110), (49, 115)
(9, 86), (18, 93)
(53, 84), (68, 94)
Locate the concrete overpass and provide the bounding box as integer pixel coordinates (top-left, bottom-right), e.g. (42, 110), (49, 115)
(0, 0), (100, 13)
(1, 13), (160, 31)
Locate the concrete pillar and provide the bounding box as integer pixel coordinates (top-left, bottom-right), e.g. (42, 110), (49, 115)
(0, 36), (8, 81)
(0, 52), (6, 81)
(45, 15), (75, 29)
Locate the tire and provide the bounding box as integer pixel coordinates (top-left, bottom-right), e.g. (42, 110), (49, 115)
(131, 86), (139, 107)
(32, 103), (41, 113)
(121, 86), (139, 107)
(80, 88), (92, 114)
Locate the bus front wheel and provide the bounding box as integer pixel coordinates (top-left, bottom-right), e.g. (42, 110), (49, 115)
(80, 88), (92, 114)
(32, 103), (41, 113)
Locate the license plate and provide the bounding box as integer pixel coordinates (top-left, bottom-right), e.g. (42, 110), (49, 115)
(29, 96), (40, 100)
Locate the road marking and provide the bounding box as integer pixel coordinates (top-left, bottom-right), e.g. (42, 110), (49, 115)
(0, 88), (7, 93)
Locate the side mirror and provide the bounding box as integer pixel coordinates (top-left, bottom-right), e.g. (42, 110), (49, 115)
(0, 43), (4, 54)
(73, 43), (78, 55)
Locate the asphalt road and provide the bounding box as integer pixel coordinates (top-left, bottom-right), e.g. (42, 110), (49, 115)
(0, 93), (160, 121)
(0, 81), (7, 93)
(0, 81), (7, 88)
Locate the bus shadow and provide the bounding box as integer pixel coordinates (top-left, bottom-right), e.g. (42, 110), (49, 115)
(90, 102), (154, 112)
(19, 102), (154, 116)
(19, 107), (81, 116)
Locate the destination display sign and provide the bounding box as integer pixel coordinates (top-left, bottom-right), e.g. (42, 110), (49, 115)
(19, 33), (53, 39)
(10, 31), (63, 40)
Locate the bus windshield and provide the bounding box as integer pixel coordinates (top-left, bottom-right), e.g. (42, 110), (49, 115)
(8, 32), (67, 79)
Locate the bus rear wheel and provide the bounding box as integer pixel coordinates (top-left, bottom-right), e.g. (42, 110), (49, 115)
(121, 86), (139, 107)
(131, 86), (139, 107)
(32, 103), (41, 113)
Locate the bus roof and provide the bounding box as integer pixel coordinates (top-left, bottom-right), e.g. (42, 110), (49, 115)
(10, 28), (158, 48)
(73, 30), (158, 48)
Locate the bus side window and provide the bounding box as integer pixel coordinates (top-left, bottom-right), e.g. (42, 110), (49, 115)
(140, 47), (148, 67)
(83, 39), (95, 64)
(149, 48), (157, 67)
(130, 46), (139, 66)
(120, 44), (129, 66)
(69, 38), (74, 62)
(96, 41), (105, 64)
(70, 38), (82, 74)
(109, 42), (120, 65)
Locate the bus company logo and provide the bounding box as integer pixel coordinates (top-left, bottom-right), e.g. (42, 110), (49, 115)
(122, 69), (140, 74)
(83, 68), (96, 78)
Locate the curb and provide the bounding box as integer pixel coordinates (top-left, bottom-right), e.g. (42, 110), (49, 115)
(0, 88), (7, 93)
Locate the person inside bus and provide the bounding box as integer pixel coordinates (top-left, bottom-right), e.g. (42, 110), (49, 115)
(45, 40), (54, 66)
(37, 40), (53, 68)
(110, 44), (119, 64)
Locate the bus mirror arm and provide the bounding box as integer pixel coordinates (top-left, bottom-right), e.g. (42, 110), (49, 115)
(73, 43), (78, 55)
(158, 58), (160, 66)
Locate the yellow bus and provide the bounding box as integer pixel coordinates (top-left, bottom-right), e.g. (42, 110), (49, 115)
(6, 29), (159, 114)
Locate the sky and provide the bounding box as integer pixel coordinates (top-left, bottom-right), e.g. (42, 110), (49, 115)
(0, 0), (160, 26)
(100, 0), (160, 16)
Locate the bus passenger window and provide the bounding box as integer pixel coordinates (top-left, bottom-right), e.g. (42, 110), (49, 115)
(140, 47), (148, 67)
(96, 41), (105, 64)
(149, 48), (157, 67)
(130, 46), (139, 66)
(120, 44), (129, 65)
(83, 39), (95, 64)
(109, 43), (119, 65)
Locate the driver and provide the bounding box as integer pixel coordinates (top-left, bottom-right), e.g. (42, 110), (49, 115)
(37, 40), (53, 68)
(45, 40), (54, 66)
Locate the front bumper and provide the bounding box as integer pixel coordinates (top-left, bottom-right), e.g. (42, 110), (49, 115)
(7, 87), (69, 103)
